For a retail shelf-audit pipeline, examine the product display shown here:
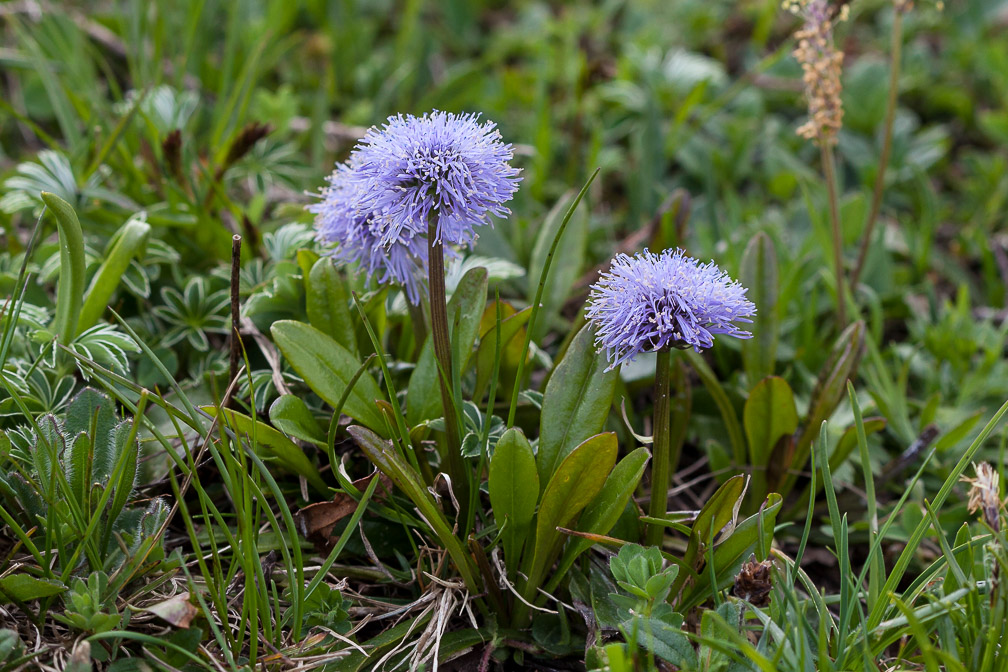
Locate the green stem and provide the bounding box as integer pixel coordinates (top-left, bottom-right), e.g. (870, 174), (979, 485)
(850, 6), (903, 290)
(427, 215), (468, 508)
(646, 347), (673, 547)
(820, 141), (846, 330)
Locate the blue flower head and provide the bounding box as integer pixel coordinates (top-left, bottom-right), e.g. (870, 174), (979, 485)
(586, 249), (756, 371)
(346, 110), (521, 247)
(309, 162), (428, 304)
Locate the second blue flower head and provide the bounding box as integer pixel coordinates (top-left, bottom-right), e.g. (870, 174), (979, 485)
(586, 248), (757, 371)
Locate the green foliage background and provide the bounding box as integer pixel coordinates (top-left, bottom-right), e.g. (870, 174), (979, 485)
(2, 0), (1008, 669)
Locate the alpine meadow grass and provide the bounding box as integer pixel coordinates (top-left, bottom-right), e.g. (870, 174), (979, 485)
(1, 1), (1007, 670)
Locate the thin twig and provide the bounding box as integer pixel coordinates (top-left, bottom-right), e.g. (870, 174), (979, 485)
(358, 520), (397, 583)
(879, 424), (939, 482)
(239, 316), (291, 396)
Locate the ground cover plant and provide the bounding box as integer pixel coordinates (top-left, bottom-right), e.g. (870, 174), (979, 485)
(2, 0), (1008, 670)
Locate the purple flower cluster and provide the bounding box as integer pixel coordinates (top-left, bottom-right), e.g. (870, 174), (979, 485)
(309, 111), (520, 301)
(309, 163), (428, 303)
(586, 249), (756, 371)
(351, 111), (521, 246)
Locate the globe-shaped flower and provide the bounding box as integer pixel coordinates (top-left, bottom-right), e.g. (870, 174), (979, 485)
(343, 110), (521, 247)
(309, 163), (427, 304)
(586, 249), (756, 371)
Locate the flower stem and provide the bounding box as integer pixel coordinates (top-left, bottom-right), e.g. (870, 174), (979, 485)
(427, 216), (467, 500)
(851, 6), (903, 290)
(820, 140), (846, 330)
(646, 347), (673, 548)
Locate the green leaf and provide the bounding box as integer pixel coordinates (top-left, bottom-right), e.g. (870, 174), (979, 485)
(933, 412), (981, 453)
(0, 574), (65, 602)
(683, 350), (747, 466)
(474, 304), (531, 401)
(523, 433), (618, 611)
(306, 257), (357, 358)
(739, 232), (779, 384)
(78, 214), (150, 333)
(683, 475), (748, 573)
(33, 416), (64, 498)
(296, 249), (320, 280)
(551, 447), (650, 586)
(64, 389), (117, 470)
(271, 320), (386, 433)
(629, 614), (699, 670)
(830, 416), (886, 472)
(789, 415), (886, 507)
(202, 405), (327, 493)
(944, 523), (974, 595)
(678, 492), (783, 611)
(66, 432), (92, 510)
(488, 428), (539, 573)
(698, 602), (742, 671)
(744, 377), (798, 501)
(106, 422), (140, 532)
(406, 267), (488, 425)
(0, 628), (25, 659)
(347, 425), (479, 593)
(269, 395), (327, 447)
(778, 320), (865, 492)
(432, 628), (490, 664)
(329, 615), (434, 672)
(537, 324), (617, 488)
(41, 192), (86, 345)
(864, 397), (1008, 640)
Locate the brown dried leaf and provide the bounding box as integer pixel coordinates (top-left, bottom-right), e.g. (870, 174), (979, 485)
(294, 472), (392, 552)
(144, 592), (199, 629)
